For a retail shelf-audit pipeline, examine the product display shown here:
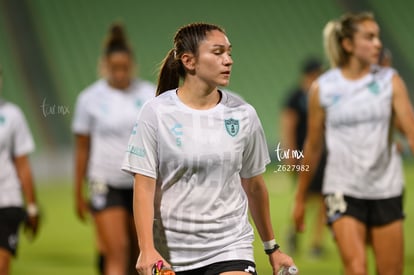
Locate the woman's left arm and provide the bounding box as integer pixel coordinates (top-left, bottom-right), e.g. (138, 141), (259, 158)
(392, 74), (414, 153)
(242, 175), (295, 274)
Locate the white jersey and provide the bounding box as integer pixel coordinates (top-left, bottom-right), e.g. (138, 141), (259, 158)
(122, 90), (270, 271)
(0, 100), (35, 208)
(72, 79), (155, 188)
(319, 66), (404, 199)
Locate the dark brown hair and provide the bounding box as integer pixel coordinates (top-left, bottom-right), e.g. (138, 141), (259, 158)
(156, 23), (225, 96)
(104, 23), (132, 57)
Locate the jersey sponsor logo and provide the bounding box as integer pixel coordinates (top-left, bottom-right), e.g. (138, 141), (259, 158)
(170, 123), (183, 136)
(126, 144), (146, 157)
(171, 123), (183, 147)
(224, 118), (239, 137)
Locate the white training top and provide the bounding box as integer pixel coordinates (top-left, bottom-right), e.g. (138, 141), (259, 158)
(122, 89), (270, 271)
(0, 100), (35, 208)
(319, 66), (404, 199)
(72, 79), (155, 188)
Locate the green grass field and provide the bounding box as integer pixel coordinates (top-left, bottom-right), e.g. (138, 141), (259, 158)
(11, 160), (414, 275)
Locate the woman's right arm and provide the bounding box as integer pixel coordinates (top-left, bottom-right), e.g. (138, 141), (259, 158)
(74, 134), (90, 222)
(133, 173), (169, 274)
(293, 83), (325, 232)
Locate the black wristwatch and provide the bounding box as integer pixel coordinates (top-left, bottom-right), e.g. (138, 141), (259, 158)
(265, 243), (280, 255)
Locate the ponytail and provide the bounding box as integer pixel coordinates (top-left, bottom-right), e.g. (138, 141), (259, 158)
(323, 12), (375, 68)
(323, 20), (343, 68)
(104, 23), (132, 57)
(156, 49), (183, 96)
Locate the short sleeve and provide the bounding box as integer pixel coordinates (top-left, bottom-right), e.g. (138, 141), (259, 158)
(12, 107), (35, 157)
(240, 106), (271, 178)
(72, 92), (92, 135)
(121, 103), (158, 179)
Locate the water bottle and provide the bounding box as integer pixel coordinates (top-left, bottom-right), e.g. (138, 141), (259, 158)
(278, 265), (298, 275)
(152, 260), (175, 275)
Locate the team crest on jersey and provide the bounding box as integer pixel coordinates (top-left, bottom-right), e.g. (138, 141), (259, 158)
(329, 94), (342, 106)
(224, 118), (239, 137)
(0, 115), (5, 125)
(135, 99), (143, 108)
(368, 81), (380, 94)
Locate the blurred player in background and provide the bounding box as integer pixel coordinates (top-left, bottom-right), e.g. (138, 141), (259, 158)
(281, 57), (326, 257)
(122, 22), (295, 275)
(72, 23), (155, 275)
(293, 12), (414, 275)
(0, 66), (40, 275)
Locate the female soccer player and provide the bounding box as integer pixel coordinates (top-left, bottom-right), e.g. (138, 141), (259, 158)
(122, 23), (295, 275)
(72, 23), (155, 275)
(293, 12), (414, 275)
(0, 67), (39, 275)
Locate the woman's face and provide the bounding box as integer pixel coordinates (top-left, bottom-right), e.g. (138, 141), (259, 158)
(105, 52), (133, 90)
(349, 20), (382, 66)
(193, 30), (233, 87)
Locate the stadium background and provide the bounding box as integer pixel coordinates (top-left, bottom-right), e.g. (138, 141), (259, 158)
(0, 0), (413, 274)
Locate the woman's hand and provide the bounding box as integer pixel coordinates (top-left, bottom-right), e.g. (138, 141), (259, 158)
(269, 250), (295, 275)
(24, 205), (41, 240)
(75, 193), (89, 222)
(293, 196), (306, 233)
(136, 249), (171, 275)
